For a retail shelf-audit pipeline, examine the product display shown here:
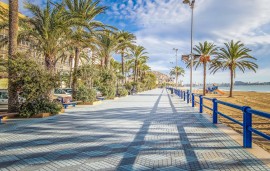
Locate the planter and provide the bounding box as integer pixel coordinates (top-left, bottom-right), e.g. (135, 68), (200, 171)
(78, 101), (102, 105)
(58, 108), (65, 114)
(32, 113), (51, 118)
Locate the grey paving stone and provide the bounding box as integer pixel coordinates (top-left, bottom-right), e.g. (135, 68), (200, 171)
(0, 89), (269, 170)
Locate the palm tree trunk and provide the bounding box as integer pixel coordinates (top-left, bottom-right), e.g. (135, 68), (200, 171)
(72, 47), (80, 99)
(203, 62), (207, 96)
(121, 51), (125, 84)
(69, 55), (74, 88)
(100, 57), (104, 67)
(45, 55), (55, 72)
(8, 0), (19, 112)
(121, 51), (124, 75)
(229, 68), (234, 97)
(134, 60), (137, 83)
(104, 56), (110, 69)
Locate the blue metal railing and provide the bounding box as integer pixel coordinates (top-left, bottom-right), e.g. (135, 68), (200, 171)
(167, 87), (270, 148)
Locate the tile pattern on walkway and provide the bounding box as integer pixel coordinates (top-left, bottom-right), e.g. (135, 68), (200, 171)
(0, 89), (269, 170)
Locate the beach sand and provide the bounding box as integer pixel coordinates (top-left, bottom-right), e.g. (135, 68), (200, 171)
(192, 90), (270, 153)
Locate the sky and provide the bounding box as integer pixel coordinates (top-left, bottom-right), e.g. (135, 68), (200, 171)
(2, 0), (270, 84)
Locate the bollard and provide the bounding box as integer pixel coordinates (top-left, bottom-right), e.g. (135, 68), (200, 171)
(192, 93), (195, 107)
(183, 91), (186, 101)
(199, 95), (203, 113)
(212, 98), (218, 124)
(243, 106), (252, 148)
(187, 90), (190, 104)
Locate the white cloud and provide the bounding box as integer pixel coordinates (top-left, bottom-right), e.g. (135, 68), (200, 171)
(127, 0), (270, 83)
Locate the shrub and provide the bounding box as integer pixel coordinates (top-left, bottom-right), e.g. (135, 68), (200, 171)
(9, 55), (61, 117)
(118, 88), (128, 97)
(124, 82), (132, 91)
(19, 99), (62, 118)
(76, 85), (96, 103)
(100, 85), (116, 99)
(97, 69), (116, 99)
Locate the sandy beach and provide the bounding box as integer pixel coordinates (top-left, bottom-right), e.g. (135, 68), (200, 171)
(192, 90), (270, 153)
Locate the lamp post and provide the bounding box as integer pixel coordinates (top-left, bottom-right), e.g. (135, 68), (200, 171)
(173, 48), (178, 89)
(183, 0), (195, 96)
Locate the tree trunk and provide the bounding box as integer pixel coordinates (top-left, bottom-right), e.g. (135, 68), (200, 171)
(100, 57), (104, 67)
(104, 55), (110, 69)
(121, 51), (125, 83)
(203, 62), (207, 96)
(72, 47), (80, 99)
(134, 60), (137, 83)
(45, 55), (55, 72)
(8, 0), (19, 112)
(229, 68), (234, 97)
(69, 55), (74, 88)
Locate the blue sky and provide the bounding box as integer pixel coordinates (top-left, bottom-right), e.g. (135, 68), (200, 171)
(2, 0), (270, 84)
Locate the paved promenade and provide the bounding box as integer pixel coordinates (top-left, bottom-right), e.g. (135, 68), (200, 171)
(0, 89), (269, 170)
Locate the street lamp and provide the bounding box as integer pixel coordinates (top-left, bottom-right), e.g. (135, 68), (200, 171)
(173, 48), (178, 89)
(183, 0), (195, 96)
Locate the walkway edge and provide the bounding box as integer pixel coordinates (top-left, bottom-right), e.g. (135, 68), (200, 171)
(200, 109), (270, 167)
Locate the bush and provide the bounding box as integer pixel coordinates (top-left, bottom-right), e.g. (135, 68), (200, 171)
(118, 88), (128, 97)
(100, 85), (116, 99)
(124, 82), (132, 91)
(76, 85), (96, 103)
(19, 99), (62, 118)
(97, 69), (116, 99)
(9, 55), (61, 117)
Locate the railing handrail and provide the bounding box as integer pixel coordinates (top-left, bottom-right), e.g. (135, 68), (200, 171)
(166, 87), (270, 148)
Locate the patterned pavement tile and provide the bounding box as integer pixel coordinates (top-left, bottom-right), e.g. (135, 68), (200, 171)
(0, 89), (269, 170)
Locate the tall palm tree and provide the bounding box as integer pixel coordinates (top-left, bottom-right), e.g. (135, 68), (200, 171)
(193, 41), (218, 95)
(130, 46), (148, 83)
(64, 0), (106, 98)
(210, 40), (258, 97)
(116, 30), (136, 78)
(96, 31), (118, 69)
(139, 64), (151, 81)
(8, 0), (19, 112)
(24, 1), (69, 72)
(170, 66), (185, 87)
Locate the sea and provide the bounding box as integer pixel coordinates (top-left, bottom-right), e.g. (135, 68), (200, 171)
(183, 85), (270, 93)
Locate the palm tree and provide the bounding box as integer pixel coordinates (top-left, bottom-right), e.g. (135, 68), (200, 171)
(96, 31), (118, 69)
(139, 64), (151, 81)
(24, 1), (69, 72)
(116, 31), (136, 79)
(64, 0), (106, 98)
(8, 0), (19, 112)
(193, 41), (218, 95)
(130, 46), (148, 83)
(210, 40), (258, 97)
(170, 66), (185, 87)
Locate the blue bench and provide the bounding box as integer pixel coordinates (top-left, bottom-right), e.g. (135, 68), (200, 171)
(63, 102), (77, 109)
(97, 97), (105, 101)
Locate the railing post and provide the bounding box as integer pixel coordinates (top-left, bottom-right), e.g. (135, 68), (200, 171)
(212, 98), (218, 124)
(192, 93), (195, 107)
(199, 95), (203, 113)
(187, 90), (190, 104)
(180, 90), (183, 99)
(243, 106), (252, 148)
(183, 91), (186, 101)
